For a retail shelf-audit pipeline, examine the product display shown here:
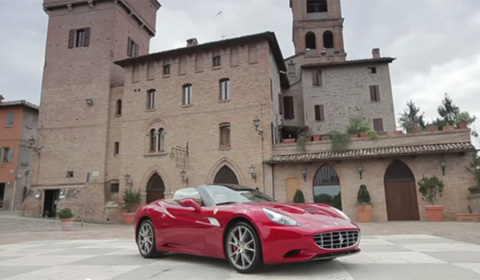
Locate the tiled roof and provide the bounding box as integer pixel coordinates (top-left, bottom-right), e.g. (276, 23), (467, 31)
(265, 142), (475, 164)
(301, 57), (395, 68)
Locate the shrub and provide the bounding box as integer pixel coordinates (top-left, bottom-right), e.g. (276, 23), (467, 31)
(293, 189), (305, 203)
(367, 129), (379, 140)
(418, 176), (444, 205)
(122, 188), (141, 213)
(330, 130), (350, 152)
(347, 116), (371, 135)
(357, 184), (372, 205)
(58, 208), (74, 219)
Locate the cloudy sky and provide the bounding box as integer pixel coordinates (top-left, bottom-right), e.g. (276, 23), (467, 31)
(0, 0), (479, 137)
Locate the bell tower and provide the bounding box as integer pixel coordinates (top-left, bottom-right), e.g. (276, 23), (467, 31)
(290, 0), (346, 62)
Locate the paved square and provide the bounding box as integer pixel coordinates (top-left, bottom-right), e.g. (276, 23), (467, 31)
(1, 234), (479, 279)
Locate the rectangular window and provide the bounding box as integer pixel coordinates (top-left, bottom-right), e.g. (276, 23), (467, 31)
(220, 79), (230, 100)
(110, 183), (120, 193)
(373, 119), (384, 132)
(163, 64), (171, 75)
(220, 123), (231, 147)
(315, 105), (325, 121)
(127, 37), (139, 57)
(66, 171), (74, 178)
(283, 96), (294, 120)
(307, 0), (328, 13)
(147, 62), (155, 80)
(183, 85), (193, 105)
(68, 28), (90, 48)
(368, 67), (377, 74)
(5, 111), (14, 126)
(26, 113), (35, 128)
(213, 55), (221, 67)
(370, 85), (380, 101)
(312, 70), (322, 86)
(114, 142), (120, 155)
(147, 90), (156, 109)
(0, 147), (14, 163)
(288, 63), (296, 75)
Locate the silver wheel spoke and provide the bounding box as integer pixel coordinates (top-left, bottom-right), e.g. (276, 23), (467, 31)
(228, 225), (256, 270)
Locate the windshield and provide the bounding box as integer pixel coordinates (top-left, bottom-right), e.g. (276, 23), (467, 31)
(203, 185), (276, 205)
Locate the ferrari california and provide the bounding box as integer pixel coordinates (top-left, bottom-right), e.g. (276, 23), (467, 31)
(135, 184), (360, 273)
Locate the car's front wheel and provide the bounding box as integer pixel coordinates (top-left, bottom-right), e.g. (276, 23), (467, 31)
(137, 219), (162, 258)
(225, 221), (263, 273)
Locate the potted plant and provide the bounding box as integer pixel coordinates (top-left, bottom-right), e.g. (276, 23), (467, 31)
(122, 188), (141, 225)
(418, 176), (444, 221)
(356, 185), (373, 222)
(58, 207), (75, 231)
(293, 189), (305, 203)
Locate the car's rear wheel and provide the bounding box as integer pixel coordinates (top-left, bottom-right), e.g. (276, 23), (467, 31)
(225, 222), (263, 273)
(137, 219), (162, 258)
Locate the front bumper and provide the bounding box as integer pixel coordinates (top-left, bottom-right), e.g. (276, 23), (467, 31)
(258, 222), (360, 264)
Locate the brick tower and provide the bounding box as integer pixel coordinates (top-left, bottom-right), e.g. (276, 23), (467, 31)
(290, 0), (346, 62)
(29, 0), (160, 220)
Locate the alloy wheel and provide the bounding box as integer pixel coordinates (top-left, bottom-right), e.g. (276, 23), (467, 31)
(227, 225), (257, 271)
(138, 222), (154, 255)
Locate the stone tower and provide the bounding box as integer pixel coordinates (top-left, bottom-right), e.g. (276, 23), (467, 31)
(290, 0), (346, 62)
(33, 0), (160, 220)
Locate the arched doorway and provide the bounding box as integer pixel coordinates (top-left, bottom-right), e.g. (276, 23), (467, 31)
(213, 165), (239, 184)
(146, 173), (165, 203)
(313, 165), (342, 209)
(384, 160), (419, 221)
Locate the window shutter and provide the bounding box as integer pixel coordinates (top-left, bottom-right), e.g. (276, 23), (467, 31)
(315, 105), (320, 120)
(127, 37), (132, 56)
(375, 85), (380, 101)
(320, 105), (325, 121)
(278, 94), (283, 115)
(370, 86), (375, 101)
(134, 43), (139, 57)
(283, 96), (294, 119)
(373, 118), (384, 132)
(68, 29), (75, 48)
(84, 28), (90, 47)
(312, 71), (317, 86)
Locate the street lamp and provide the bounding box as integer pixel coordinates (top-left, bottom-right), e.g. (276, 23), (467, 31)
(124, 174), (133, 187)
(440, 159), (447, 176)
(27, 137), (43, 154)
(249, 165), (257, 182)
(252, 116), (263, 137)
(180, 169), (188, 185)
(301, 167), (307, 182)
(357, 165), (363, 180)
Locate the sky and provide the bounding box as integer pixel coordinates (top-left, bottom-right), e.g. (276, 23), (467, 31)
(0, 0), (479, 136)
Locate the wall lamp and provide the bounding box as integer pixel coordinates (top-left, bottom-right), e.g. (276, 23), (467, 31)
(301, 167), (307, 182)
(27, 137), (43, 154)
(86, 98), (94, 106)
(252, 116), (264, 137)
(440, 159), (447, 176)
(124, 173), (133, 187)
(357, 165), (363, 180)
(249, 165), (257, 182)
(180, 169), (188, 185)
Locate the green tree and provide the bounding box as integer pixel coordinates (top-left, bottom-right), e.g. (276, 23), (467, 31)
(293, 189), (305, 203)
(398, 100), (426, 132)
(432, 94), (476, 129)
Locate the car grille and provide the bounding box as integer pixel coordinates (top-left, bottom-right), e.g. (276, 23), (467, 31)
(313, 230), (359, 249)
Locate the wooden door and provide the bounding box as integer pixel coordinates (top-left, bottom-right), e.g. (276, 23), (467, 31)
(146, 173), (165, 204)
(213, 166), (239, 184)
(285, 178), (299, 202)
(384, 160), (419, 221)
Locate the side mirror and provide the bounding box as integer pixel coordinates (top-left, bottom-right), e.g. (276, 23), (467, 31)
(179, 199), (202, 212)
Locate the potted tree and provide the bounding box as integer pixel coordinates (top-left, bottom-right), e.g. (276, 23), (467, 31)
(418, 176), (444, 221)
(58, 207), (75, 231)
(122, 188), (141, 225)
(356, 185), (373, 222)
(293, 189), (305, 203)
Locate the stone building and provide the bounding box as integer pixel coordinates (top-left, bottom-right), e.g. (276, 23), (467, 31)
(24, 0), (477, 222)
(0, 98), (38, 211)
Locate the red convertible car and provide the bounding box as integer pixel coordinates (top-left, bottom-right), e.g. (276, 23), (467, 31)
(135, 184), (360, 273)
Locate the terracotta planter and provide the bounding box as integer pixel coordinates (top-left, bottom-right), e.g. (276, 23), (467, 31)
(456, 213), (480, 222)
(359, 132), (368, 138)
(322, 135), (330, 141)
(424, 205), (444, 222)
(378, 131), (388, 138)
(60, 218), (75, 231)
(412, 127), (422, 133)
(458, 121), (468, 129)
(442, 125), (455, 131)
(304, 137), (312, 142)
(282, 138), (295, 144)
(122, 213), (136, 225)
(313, 135), (321, 141)
(356, 204), (373, 223)
(393, 130), (403, 136)
(426, 126), (438, 132)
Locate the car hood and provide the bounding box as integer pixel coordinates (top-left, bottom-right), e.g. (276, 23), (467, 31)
(247, 202), (352, 225)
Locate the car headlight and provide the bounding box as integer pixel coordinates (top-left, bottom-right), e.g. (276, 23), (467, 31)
(263, 208), (301, 226)
(330, 207), (351, 221)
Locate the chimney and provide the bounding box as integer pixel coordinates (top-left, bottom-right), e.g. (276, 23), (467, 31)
(186, 38), (198, 47)
(372, 48), (381, 59)
(0, 95), (4, 104)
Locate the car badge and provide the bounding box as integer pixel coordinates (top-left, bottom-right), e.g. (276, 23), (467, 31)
(213, 208), (218, 215)
(333, 221), (339, 226)
(339, 235), (344, 245)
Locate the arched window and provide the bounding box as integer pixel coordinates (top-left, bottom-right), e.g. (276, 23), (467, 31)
(147, 89), (156, 109)
(307, 0), (328, 13)
(182, 84), (193, 105)
(149, 129), (156, 152)
(323, 31), (334, 49)
(305, 32), (316, 50)
(116, 99), (122, 116)
(313, 165), (342, 209)
(157, 128), (165, 152)
(219, 79), (230, 100)
(149, 128), (165, 153)
(219, 123), (230, 147)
